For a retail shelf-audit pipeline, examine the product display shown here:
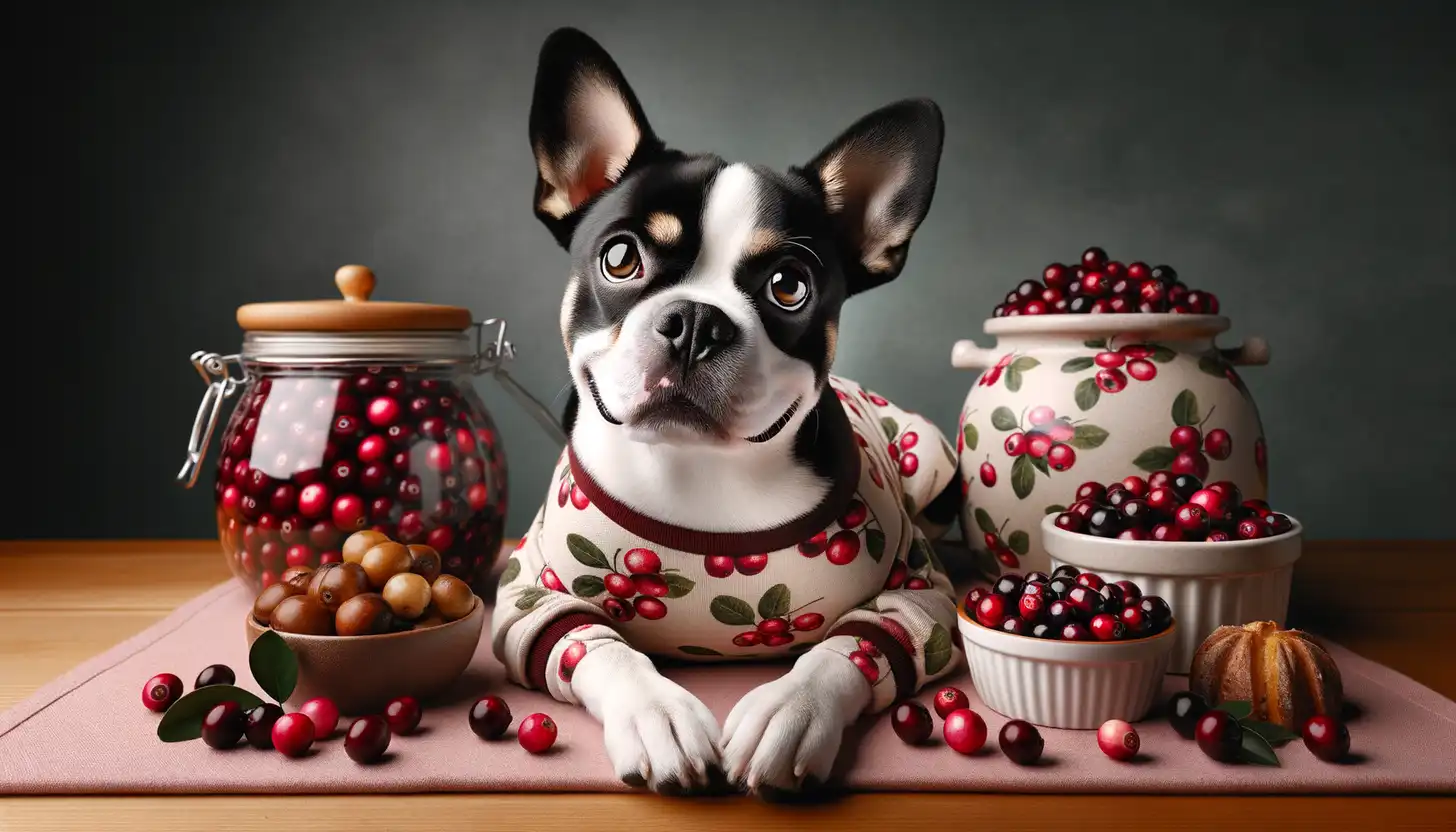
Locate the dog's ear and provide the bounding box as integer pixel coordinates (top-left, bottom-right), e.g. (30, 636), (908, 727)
(798, 99), (944, 296)
(529, 28), (663, 248)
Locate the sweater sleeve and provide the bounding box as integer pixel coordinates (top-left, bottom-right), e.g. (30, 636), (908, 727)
(858, 385), (961, 542)
(825, 525), (961, 713)
(490, 506), (617, 693)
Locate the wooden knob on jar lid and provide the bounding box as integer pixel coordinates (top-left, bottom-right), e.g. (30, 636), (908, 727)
(335, 265), (376, 303)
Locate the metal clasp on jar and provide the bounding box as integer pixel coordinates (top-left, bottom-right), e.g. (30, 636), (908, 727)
(473, 318), (568, 445)
(177, 351), (246, 488)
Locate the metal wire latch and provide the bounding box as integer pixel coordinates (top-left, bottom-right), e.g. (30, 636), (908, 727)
(473, 319), (568, 446)
(177, 351), (244, 488)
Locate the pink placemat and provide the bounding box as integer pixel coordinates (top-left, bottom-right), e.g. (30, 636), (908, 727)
(3, 567), (1454, 795)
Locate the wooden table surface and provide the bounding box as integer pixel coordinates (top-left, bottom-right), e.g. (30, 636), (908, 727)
(2, 539), (1453, 831)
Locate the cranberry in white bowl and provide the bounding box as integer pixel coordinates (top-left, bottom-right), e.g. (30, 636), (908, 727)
(178, 265), (565, 596)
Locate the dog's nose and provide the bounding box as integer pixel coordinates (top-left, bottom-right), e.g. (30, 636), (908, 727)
(654, 300), (738, 368)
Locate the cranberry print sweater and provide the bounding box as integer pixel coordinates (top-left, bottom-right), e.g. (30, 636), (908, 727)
(491, 376), (962, 713)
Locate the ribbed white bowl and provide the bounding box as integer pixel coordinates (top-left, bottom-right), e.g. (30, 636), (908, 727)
(1041, 514), (1303, 674)
(957, 607), (1175, 729)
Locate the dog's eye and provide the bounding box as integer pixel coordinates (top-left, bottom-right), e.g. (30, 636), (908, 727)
(766, 260), (811, 311)
(599, 237), (643, 282)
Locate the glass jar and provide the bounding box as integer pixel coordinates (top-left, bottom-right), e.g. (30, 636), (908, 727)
(178, 265), (565, 595)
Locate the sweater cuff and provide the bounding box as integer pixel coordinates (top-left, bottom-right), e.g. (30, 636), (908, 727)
(829, 620), (915, 703)
(526, 613), (607, 691)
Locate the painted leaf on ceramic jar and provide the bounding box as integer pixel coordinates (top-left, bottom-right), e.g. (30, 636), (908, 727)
(962, 423), (978, 451)
(990, 407), (1019, 431)
(1074, 377), (1101, 411)
(1011, 455), (1036, 499)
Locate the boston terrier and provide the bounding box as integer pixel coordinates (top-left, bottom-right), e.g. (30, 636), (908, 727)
(492, 27), (963, 795)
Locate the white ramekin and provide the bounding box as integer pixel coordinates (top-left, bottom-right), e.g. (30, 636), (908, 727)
(957, 606), (1176, 729)
(1040, 513), (1303, 674)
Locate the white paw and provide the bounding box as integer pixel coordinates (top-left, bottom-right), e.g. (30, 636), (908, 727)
(571, 642), (720, 792)
(721, 647), (871, 793)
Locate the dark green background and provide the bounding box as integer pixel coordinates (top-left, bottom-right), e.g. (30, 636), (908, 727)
(20, 0), (1453, 541)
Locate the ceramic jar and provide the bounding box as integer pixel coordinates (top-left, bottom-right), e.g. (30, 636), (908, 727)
(178, 265), (566, 595)
(951, 314), (1271, 578)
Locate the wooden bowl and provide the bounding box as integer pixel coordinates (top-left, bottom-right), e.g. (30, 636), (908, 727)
(244, 596), (484, 715)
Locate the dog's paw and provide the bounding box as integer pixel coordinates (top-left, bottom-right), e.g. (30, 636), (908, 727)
(720, 646), (871, 793)
(571, 642), (721, 793)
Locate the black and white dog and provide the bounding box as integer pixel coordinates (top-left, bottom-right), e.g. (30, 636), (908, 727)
(492, 27), (961, 795)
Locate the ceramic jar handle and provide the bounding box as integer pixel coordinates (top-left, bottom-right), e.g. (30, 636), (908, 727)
(1218, 336), (1270, 366)
(951, 340), (1001, 369)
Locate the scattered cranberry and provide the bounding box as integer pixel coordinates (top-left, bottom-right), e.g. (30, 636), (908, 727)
(518, 713), (558, 754)
(384, 696), (422, 735)
(942, 708), (988, 755)
(271, 712), (316, 758)
(245, 703), (284, 749)
(1302, 715), (1350, 762)
(1098, 719), (1140, 761)
(141, 673), (183, 713)
(299, 697), (341, 739)
(998, 719), (1044, 766)
(201, 701), (246, 749)
(194, 664), (234, 689)
(1168, 691), (1208, 740)
(469, 695), (512, 740)
(890, 701), (934, 745)
(1195, 709), (1243, 762)
(344, 714), (392, 764)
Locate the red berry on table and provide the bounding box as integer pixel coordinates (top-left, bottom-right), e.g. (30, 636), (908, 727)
(384, 696), (422, 735)
(1195, 709), (1243, 762)
(517, 713), (557, 753)
(1098, 719), (1140, 761)
(980, 461), (997, 487)
(201, 702), (246, 749)
(1047, 443), (1076, 471)
(1090, 613), (1126, 641)
(344, 715), (392, 764)
(1095, 368), (1127, 393)
(245, 703), (284, 749)
(1170, 426), (1201, 452)
(1302, 715), (1350, 762)
(932, 687), (971, 719)
(271, 712), (316, 758)
(890, 701), (934, 745)
(141, 673), (183, 713)
(195, 664), (235, 689)
(1175, 504), (1211, 536)
(999, 719), (1044, 765)
(943, 708), (988, 755)
(469, 696), (512, 740)
(975, 594), (1010, 628)
(1168, 691), (1209, 739)
(299, 697), (341, 739)
(1004, 432), (1028, 456)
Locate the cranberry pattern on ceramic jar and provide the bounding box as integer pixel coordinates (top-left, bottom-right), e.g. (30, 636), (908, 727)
(213, 371), (507, 595)
(964, 565), (1172, 641)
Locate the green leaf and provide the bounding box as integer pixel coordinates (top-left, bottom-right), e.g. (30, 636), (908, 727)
(663, 573), (696, 599)
(1028, 453), (1050, 476)
(1005, 367), (1023, 392)
(974, 508), (996, 534)
(1198, 355), (1226, 377)
(571, 574), (606, 598)
(1214, 700), (1254, 720)
(1132, 446), (1178, 472)
(1011, 454), (1036, 499)
(961, 423), (978, 452)
(758, 584), (791, 620)
(1045, 504), (1067, 515)
(990, 406), (1019, 431)
(515, 586), (550, 610)
(1007, 530), (1029, 555)
(157, 685), (264, 742)
(880, 416), (899, 442)
(1243, 720), (1300, 747)
(1084, 338), (1107, 349)
(866, 528), (887, 562)
(941, 439), (956, 467)
(248, 629), (298, 704)
(1061, 356), (1095, 373)
(678, 645), (723, 657)
(1010, 357), (1040, 373)
(1074, 377), (1101, 411)
(710, 595), (757, 627)
(1150, 345), (1176, 363)
(1171, 389), (1200, 427)
(566, 534), (611, 570)
(908, 538), (930, 569)
(923, 624), (953, 676)
(497, 556), (521, 587)
(1239, 730), (1282, 767)
(1070, 424), (1110, 449)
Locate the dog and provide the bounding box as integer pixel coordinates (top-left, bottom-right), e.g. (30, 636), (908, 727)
(492, 27), (962, 795)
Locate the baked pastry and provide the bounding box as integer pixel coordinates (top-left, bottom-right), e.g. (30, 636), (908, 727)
(1189, 621), (1343, 730)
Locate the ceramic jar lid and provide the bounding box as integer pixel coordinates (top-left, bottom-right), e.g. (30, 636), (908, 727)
(235, 265), (474, 332)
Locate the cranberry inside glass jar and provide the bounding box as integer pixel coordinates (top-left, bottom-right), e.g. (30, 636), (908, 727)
(179, 265), (565, 595)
